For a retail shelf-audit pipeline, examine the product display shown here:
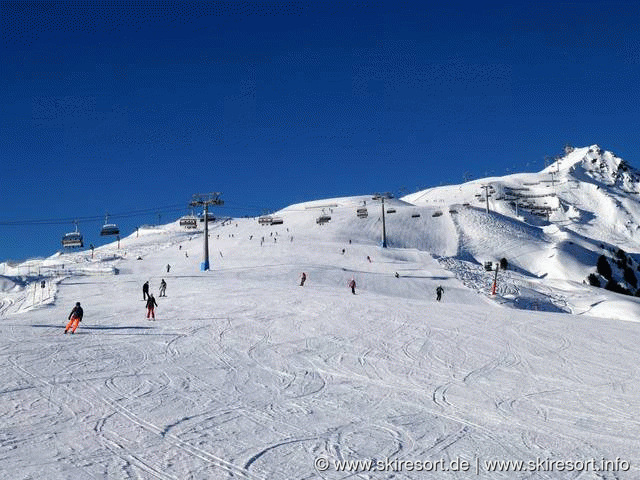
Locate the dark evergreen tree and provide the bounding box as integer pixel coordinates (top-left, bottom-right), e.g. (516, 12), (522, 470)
(604, 279), (631, 296)
(624, 266), (637, 288)
(597, 255), (612, 280)
(587, 273), (600, 287)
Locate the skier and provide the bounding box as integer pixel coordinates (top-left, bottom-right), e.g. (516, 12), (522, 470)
(142, 281), (150, 300)
(395, 272), (400, 278)
(166, 264), (171, 273)
(436, 285), (444, 302)
(159, 279), (167, 297)
(300, 272), (307, 287)
(146, 294), (158, 320)
(64, 302), (83, 334)
(348, 278), (356, 295)
(367, 256), (372, 263)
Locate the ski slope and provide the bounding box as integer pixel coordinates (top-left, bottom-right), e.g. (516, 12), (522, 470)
(2, 203), (640, 479)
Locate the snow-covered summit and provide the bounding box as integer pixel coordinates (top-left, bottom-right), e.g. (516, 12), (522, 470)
(399, 144), (640, 318)
(546, 145), (639, 189)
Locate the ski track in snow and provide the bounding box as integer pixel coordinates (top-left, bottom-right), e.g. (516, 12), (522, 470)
(1, 213), (640, 479)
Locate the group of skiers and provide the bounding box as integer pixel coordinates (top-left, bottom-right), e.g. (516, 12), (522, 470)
(300, 272), (357, 294)
(143, 279), (166, 319)
(299, 273), (442, 299)
(63, 235), (448, 334)
(298, 256), (444, 300)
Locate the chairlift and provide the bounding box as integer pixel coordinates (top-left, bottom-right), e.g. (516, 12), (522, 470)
(432, 211), (443, 217)
(179, 212), (198, 229)
(62, 221), (84, 248)
(100, 214), (120, 236)
(198, 212), (216, 223)
(356, 207), (368, 218)
(316, 214), (331, 225)
(180, 216), (198, 229)
(411, 213), (421, 218)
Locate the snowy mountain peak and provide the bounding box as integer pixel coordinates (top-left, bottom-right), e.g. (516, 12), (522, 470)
(397, 144), (640, 316)
(546, 145), (640, 193)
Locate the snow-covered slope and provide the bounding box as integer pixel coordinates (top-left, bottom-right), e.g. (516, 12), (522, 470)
(402, 145), (640, 318)
(2, 146), (640, 478)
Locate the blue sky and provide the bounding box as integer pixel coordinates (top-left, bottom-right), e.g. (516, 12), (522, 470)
(2, 1), (640, 261)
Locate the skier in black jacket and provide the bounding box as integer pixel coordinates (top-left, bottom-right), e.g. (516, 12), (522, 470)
(64, 302), (84, 334)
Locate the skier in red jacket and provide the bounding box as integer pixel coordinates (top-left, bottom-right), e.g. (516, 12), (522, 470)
(146, 294), (158, 320)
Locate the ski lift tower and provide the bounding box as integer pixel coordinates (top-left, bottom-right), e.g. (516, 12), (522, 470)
(372, 193), (390, 248)
(481, 185), (493, 214)
(189, 192), (224, 271)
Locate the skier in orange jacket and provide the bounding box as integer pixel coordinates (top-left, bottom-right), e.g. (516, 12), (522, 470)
(64, 302), (83, 334)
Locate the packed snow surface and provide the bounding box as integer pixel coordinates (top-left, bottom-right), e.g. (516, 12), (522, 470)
(2, 146), (640, 478)
(1, 216), (639, 479)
